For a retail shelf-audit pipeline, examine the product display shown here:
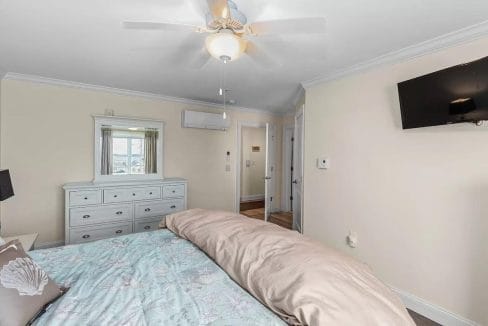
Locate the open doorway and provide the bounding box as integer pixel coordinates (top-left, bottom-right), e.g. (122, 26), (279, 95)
(236, 121), (277, 225)
(236, 121), (294, 230)
(239, 125), (267, 220)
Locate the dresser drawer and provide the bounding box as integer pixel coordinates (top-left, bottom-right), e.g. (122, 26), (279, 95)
(162, 184), (185, 198)
(135, 199), (185, 219)
(103, 188), (131, 203)
(135, 217), (164, 233)
(69, 204), (133, 227)
(103, 187), (162, 203)
(69, 223), (132, 244)
(69, 190), (102, 206)
(130, 187), (161, 201)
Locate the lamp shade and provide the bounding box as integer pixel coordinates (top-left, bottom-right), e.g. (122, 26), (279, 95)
(0, 170), (14, 201)
(205, 29), (247, 62)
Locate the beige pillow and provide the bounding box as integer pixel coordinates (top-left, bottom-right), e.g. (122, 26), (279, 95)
(0, 240), (66, 326)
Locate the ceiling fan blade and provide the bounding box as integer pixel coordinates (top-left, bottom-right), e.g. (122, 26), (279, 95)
(249, 17), (326, 36)
(206, 0), (231, 19)
(245, 41), (279, 69)
(123, 21), (201, 33)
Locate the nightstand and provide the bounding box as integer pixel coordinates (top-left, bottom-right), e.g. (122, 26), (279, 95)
(3, 233), (39, 251)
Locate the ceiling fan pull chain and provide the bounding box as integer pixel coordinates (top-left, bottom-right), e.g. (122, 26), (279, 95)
(223, 59), (227, 110)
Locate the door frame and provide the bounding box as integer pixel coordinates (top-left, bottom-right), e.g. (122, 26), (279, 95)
(281, 124), (294, 212)
(293, 106), (305, 233)
(235, 121), (268, 214)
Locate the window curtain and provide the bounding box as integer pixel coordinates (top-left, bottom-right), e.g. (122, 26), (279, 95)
(144, 130), (158, 174)
(101, 127), (113, 175)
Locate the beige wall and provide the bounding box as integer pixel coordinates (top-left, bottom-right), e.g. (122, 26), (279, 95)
(240, 127), (266, 199)
(304, 37), (488, 324)
(0, 79), (284, 244)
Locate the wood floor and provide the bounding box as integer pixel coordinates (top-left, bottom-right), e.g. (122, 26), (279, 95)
(240, 200), (293, 230)
(240, 200), (265, 211)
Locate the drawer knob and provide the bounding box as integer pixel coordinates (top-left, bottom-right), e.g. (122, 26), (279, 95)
(116, 211), (123, 215)
(149, 192), (153, 195)
(170, 205), (176, 209)
(114, 195), (118, 198)
(82, 215), (90, 219)
(144, 225), (151, 230)
(84, 197), (88, 200)
(115, 230), (123, 234)
(82, 234), (90, 239)
(133, 193), (136, 196)
(172, 190), (176, 193)
(145, 208), (151, 212)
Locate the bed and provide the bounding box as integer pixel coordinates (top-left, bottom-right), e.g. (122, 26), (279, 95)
(29, 230), (284, 325)
(28, 209), (414, 325)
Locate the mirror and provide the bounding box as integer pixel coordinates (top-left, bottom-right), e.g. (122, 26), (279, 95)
(94, 116), (164, 182)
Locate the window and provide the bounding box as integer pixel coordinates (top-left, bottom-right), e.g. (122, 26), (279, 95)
(94, 116), (164, 182)
(112, 131), (145, 175)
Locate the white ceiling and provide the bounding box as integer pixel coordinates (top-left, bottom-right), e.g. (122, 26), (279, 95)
(1, 0), (488, 113)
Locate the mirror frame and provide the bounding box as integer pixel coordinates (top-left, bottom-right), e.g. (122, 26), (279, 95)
(93, 115), (164, 183)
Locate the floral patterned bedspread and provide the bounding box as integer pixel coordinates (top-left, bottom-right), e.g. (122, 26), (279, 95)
(29, 230), (284, 326)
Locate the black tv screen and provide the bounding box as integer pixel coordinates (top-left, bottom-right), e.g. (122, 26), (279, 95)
(398, 56), (488, 129)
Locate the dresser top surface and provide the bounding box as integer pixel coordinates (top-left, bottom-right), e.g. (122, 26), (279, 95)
(63, 178), (187, 190)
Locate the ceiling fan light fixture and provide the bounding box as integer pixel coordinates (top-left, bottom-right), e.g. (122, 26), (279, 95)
(205, 29), (247, 62)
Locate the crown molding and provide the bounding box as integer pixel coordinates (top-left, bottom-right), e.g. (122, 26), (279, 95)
(302, 20), (488, 89)
(2, 72), (283, 116)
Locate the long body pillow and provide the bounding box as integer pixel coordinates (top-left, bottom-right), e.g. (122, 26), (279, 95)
(166, 209), (415, 326)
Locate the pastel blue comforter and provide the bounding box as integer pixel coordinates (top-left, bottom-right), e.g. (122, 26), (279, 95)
(29, 230), (284, 325)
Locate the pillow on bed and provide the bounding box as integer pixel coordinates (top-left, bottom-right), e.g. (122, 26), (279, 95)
(0, 240), (66, 326)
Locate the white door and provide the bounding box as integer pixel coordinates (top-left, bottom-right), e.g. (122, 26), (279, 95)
(264, 123), (276, 222)
(293, 108), (304, 232)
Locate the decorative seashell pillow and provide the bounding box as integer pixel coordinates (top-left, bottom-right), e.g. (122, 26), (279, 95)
(0, 240), (66, 326)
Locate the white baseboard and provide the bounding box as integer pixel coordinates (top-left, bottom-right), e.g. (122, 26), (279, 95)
(391, 286), (480, 326)
(35, 240), (65, 250)
(240, 194), (265, 202)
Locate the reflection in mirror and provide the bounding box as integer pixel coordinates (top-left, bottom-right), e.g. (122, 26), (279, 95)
(101, 127), (159, 176)
(94, 116), (164, 182)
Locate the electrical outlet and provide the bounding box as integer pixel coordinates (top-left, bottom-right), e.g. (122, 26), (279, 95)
(346, 231), (358, 248)
(317, 157), (330, 169)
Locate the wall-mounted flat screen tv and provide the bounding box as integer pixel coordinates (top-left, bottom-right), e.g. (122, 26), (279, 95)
(398, 56), (488, 129)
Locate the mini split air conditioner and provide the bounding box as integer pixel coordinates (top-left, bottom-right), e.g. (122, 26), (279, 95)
(182, 110), (230, 131)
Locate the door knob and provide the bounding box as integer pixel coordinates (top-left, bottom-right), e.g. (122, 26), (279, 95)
(264, 176), (272, 180)
(292, 179), (298, 184)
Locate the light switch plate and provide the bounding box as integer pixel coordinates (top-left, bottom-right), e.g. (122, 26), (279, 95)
(317, 157), (330, 169)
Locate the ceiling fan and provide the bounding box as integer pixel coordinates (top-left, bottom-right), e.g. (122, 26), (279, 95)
(123, 0), (326, 68)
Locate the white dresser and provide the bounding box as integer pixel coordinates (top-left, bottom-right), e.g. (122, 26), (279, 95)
(63, 178), (187, 244)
